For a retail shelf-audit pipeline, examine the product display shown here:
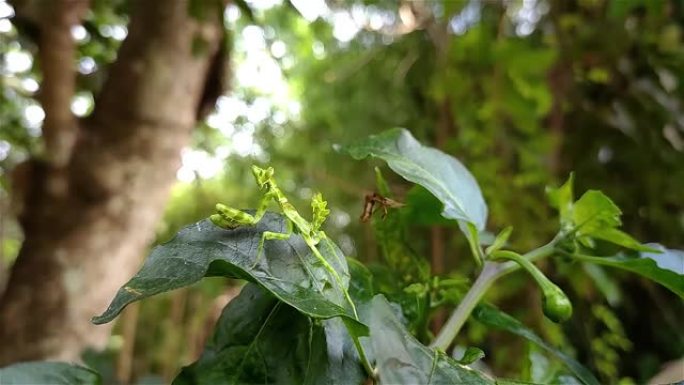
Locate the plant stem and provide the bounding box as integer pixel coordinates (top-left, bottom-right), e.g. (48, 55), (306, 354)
(429, 261), (501, 351)
(429, 240), (557, 351)
(491, 250), (554, 290)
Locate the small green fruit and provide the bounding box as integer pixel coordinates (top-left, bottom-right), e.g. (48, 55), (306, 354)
(542, 285), (573, 323)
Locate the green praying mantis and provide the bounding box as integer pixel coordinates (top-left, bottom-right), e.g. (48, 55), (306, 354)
(209, 165), (359, 318)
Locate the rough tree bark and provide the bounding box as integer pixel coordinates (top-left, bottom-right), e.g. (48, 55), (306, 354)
(0, 0), (225, 365)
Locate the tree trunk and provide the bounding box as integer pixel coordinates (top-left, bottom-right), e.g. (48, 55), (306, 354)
(0, 0), (224, 365)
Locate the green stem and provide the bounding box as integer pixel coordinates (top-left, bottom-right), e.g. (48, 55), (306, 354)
(491, 250), (552, 289)
(350, 333), (374, 380)
(429, 240), (557, 351)
(429, 261), (501, 351)
(493, 248), (572, 323)
(498, 237), (560, 274)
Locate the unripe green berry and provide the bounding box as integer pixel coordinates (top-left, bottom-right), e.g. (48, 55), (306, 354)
(542, 285), (573, 323)
(491, 250), (573, 323)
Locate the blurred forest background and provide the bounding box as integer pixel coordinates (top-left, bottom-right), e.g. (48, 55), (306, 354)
(0, 0), (682, 384)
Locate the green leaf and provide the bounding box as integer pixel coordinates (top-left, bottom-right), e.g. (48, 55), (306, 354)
(360, 295), (494, 385)
(93, 214), (364, 332)
(588, 227), (654, 252)
(346, 128), (488, 231)
(457, 347), (485, 365)
(642, 244), (684, 274)
(525, 343), (562, 384)
(582, 264), (622, 306)
(173, 283), (365, 385)
(574, 244), (684, 298)
(572, 190), (654, 251)
(374, 166), (391, 196)
(347, 257), (374, 303)
(572, 190), (621, 232)
(401, 185), (455, 226)
(485, 226), (513, 256)
(0, 362), (101, 385)
(466, 222), (485, 266)
(608, 0), (659, 19)
(546, 173), (574, 229)
(547, 179), (652, 252)
(473, 304), (600, 385)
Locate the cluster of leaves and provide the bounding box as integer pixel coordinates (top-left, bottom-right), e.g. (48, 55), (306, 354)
(257, 1), (684, 378)
(2, 0), (682, 381)
(2, 129), (681, 384)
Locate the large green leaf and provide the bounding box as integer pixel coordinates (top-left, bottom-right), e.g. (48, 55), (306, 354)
(473, 304), (600, 385)
(575, 244), (684, 298)
(346, 128), (488, 231)
(401, 185), (456, 226)
(361, 295), (494, 385)
(0, 362), (101, 385)
(93, 213), (362, 329)
(641, 243), (684, 274)
(173, 283), (365, 385)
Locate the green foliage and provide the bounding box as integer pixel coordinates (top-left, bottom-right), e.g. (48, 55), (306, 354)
(572, 250), (684, 298)
(346, 128), (487, 232)
(473, 304), (600, 385)
(2, 0), (682, 381)
(347, 128), (489, 266)
(173, 284), (364, 385)
(490, 250), (573, 324)
(546, 176), (684, 298)
(0, 362), (101, 385)
(92, 214), (359, 327)
(363, 193), (436, 341)
(546, 173), (575, 231)
(549, 175), (653, 252)
(359, 295), (494, 384)
(572, 190), (650, 252)
(589, 304), (633, 381)
(10, 129), (683, 384)
(88, 132), (681, 383)
(456, 347), (486, 366)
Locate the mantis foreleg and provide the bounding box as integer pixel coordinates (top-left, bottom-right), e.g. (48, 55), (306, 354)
(212, 187), (277, 226)
(251, 219), (294, 269)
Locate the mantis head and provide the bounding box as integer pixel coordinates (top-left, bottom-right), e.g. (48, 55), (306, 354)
(251, 165), (275, 190)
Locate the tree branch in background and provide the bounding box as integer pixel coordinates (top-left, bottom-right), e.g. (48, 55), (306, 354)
(37, 0), (88, 167)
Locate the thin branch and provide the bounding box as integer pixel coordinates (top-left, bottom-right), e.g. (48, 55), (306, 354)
(430, 240), (558, 351)
(36, 0), (89, 167)
(429, 261), (503, 351)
